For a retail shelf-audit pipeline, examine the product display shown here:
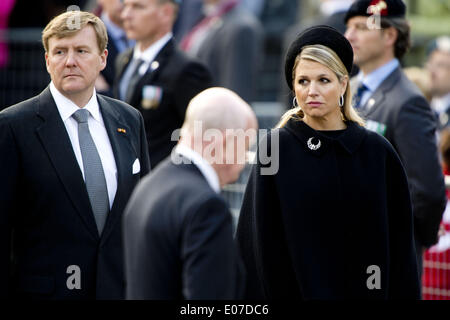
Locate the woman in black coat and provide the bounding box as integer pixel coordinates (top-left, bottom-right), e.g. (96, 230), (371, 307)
(236, 25), (420, 299)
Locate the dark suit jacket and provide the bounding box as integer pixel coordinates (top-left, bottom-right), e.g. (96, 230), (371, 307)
(114, 39), (212, 168)
(193, 7), (263, 103)
(0, 87), (150, 299)
(123, 156), (244, 299)
(98, 30), (121, 97)
(355, 67), (447, 248)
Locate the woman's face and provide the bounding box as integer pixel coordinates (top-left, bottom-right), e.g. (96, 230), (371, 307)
(293, 58), (347, 126)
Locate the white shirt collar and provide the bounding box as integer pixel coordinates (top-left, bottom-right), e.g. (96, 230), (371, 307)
(133, 32), (172, 64)
(174, 144), (221, 194)
(49, 82), (101, 122)
(357, 58), (400, 93)
(431, 92), (450, 114)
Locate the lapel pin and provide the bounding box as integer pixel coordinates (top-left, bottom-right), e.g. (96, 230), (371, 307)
(368, 98), (375, 109)
(151, 61), (159, 71)
(117, 128), (127, 133)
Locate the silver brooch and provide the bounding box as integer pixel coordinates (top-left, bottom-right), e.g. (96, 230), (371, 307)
(307, 137), (321, 150)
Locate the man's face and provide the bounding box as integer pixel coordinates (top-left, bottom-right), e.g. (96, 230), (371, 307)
(121, 0), (164, 42)
(45, 25), (107, 100)
(98, 0), (124, 26)
(427, 50), (450, 97)
(345, 16), (387, 71)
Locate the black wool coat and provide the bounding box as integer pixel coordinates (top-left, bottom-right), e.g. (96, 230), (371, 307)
(236, 118), (421, 300)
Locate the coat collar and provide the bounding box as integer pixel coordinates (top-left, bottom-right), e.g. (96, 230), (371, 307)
(284, 118), (367, 156)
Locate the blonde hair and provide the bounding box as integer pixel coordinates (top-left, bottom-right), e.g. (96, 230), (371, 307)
(277, 44), (364, 128)
(404, 67), (432, 102)
(42, 11), (108, 53)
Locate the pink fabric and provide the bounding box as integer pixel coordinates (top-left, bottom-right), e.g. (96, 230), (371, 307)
(0, 0), (16, 67)
(422, 170), (450, 300)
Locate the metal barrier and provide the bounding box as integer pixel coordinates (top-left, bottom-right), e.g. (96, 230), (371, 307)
(0, 28), (50, 110)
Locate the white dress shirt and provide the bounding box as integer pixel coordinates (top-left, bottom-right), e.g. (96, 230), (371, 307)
(50, 82), (118, 209)
(431, 92), (450, 114)
(174, 144), (221, 194)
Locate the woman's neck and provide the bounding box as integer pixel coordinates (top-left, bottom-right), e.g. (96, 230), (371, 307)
(303, 115), (346, 131)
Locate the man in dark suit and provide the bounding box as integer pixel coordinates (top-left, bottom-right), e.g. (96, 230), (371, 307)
(180, 0), (263, 103)
(115, 0), (212, 168)
(344, 0), (446, 276)
(123, 87), (258, 299)
(0, 11), (150, 299)
(95, 0), (134, 97)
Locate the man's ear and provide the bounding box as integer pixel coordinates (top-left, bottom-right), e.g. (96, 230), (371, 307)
(45, 52), (50, 73)
(160, 2), (176, 24)
(99, 49), (108, 71)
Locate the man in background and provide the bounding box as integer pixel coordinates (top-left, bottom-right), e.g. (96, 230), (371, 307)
(123, 87), (257, 299)
(95, 0), (134, 96)
(115, 0), (212, 168)
(345, 0), (446, 277)
(426, 36), (450, 130)
(180, 0), (263, 103)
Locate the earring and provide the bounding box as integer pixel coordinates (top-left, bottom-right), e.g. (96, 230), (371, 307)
(339, 95), (344, 107)
(293, 96), (299, 108)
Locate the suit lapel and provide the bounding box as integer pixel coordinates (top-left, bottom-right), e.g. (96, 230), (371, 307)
(361, 68), (401, 117)
(35, 87), (100, 240)
(97, 95), (137, 243)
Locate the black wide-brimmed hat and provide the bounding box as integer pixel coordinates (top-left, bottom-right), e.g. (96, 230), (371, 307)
(344, 0), (406, 23)
(284, 25), (353, 90)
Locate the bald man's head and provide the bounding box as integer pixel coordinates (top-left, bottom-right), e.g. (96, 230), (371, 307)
(178, 87), (258, 186)
(181, 87), (256, 135)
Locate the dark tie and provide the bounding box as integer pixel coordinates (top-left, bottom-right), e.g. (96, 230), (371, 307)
(124, 58), (145, 104)
(72, 109), (109, 235)
(353, 83), (368, 110)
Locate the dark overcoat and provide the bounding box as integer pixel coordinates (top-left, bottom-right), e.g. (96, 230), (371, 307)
(236, 118), (421, 299)
(123, 157), (245, 299)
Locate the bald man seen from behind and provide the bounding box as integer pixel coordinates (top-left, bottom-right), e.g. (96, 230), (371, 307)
(122, 87), (258, 299)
